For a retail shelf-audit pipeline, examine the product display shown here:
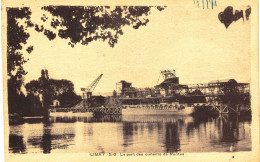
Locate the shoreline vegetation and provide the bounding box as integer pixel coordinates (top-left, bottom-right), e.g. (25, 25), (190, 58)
(8, 69), (81, 118)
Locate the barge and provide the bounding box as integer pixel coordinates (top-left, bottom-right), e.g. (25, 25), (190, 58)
(121, 103), (194, 115)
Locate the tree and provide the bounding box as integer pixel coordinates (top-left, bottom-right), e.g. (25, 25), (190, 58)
(25, 70), (81, 110)
(8, 78), (27, 115)
(7, 7), (34, 115)
(7, 7), (33, 79)
(24, 94), (43, 116)
(39, 69), (51, 115)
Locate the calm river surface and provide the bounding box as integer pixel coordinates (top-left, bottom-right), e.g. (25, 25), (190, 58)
(9, 114), (251, 153)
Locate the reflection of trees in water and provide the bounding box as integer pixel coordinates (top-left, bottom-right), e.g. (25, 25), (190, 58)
(41, 120), (52, 153)
(50, 116), (91, 123)
(41, 126), (52, 153)
(25, 120), (53, 153)
(42, 118), (76, 153)
(164, 122), (180, 152)
(9, 135), (26, 153)
(24, 119), (75, 153)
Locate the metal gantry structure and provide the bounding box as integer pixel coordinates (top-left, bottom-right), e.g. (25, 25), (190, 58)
(155, 70), (250, 114)
(51, 69), (250, 115)
(161, 69), (177, 80)
(185, 80), (250, 114)
(119, 69), (250, 114)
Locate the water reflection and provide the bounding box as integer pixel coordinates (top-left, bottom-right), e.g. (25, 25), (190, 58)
(9, 135), (26, 153)
(165, 122), (180, 152)
(9, 114), (251, 153)
(122, 122), (134, 148)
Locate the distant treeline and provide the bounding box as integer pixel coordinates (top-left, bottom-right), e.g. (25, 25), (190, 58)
(8, 69), (81, 117)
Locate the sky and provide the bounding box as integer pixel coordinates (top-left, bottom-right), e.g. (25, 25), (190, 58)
(19, 2), (251, 95)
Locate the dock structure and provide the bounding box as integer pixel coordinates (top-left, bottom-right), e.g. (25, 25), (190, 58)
(50, 70), (250, 116)
(49, 99), (122, 115)
(118, 78), (250, 115)
(49, 107), (122, 115)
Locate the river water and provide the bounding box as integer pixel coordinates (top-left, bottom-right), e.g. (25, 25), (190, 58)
(9, 114), (251, 153)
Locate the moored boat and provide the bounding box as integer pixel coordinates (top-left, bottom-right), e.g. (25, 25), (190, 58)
(121, 103), (194, 115)
(49, 108), (93, 117)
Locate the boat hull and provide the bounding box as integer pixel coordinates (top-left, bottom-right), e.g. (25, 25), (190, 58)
(122, 106), (194, 115)
(49, 111), (93, 117)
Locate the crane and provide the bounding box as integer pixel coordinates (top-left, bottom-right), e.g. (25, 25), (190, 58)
(81, 74), (103, 99)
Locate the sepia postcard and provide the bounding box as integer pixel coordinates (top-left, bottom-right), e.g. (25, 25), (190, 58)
(2, 0), (259, 161)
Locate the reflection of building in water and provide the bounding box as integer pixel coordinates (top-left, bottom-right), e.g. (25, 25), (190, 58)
(220, 117), (239, 143)
(183, 116), (251, 152)
(49, 115), (122, 123)
(121, 116), (184, 152)
(91, 115), (122, 122)
(8, 115), (251, 153)
(164, 122), (180, 152)
(120, 115), (251, 152)
(122, 122), (134, 148)
(121, 120), (165, 152)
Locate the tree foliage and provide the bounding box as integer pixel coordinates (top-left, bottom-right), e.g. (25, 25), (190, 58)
(41, 6), (166, 47)
(7, 6), (166, 80)
(7, 8), (33, 79)
(25, 69), (81, 108)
